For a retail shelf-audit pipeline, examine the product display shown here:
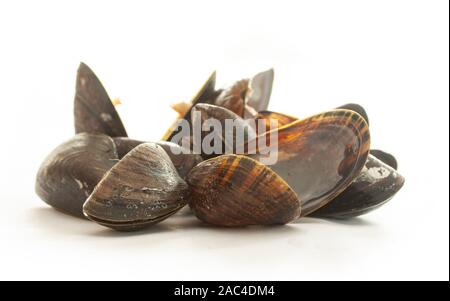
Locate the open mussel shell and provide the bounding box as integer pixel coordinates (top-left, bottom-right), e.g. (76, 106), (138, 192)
(310, 155), (405, 218)
(74, 62), (127, 137)
(163, 71), (218, 141)
(186, 154), (301, 226)
(112, 137), (202, 178)
(247, 109), (371, 216)
(83, 143), (190, 231)
(35, 133), (118, 218)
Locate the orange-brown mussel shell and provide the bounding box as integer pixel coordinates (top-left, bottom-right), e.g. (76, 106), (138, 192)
(254, 108), (404, 218)
(248, 109), (371, 216)
(186, 154), (301, 226)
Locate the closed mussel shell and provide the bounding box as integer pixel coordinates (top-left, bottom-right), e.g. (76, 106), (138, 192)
(83, 143), (189, 231)
(247, 109), (371, 216)
(35, 133), (118, 217)
(186, 154), (301, 226)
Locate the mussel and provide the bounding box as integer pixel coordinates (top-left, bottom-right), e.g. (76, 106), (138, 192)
(248, 109), (371, 216)
(74, 62), (127, 137)
(83, 143), (190, 231)
(214, 79), (248, 117)
(35, 133), (119, 217)
(186, 154), (301, 226)
(213, 69), (274, 119)
(191, 103), (257, 158)
(310, 155), (404, 218)
(164, 69), (274, 142)
(253, 106), (404, 218)
(36, 62), (405, 231)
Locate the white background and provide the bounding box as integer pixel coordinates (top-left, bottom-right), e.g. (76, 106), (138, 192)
(0, 0), (448, 281)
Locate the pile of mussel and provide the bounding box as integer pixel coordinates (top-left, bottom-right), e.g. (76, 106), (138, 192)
(35, 63), (405, 231)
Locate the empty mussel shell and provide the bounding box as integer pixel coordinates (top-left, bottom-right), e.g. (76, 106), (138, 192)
(247, 109), (371, 216)
(74, 62), (127, 137)
(310, 155), (405, 218)
(186, 154), (301, 226)
(83, 143), (190, 231)
(112, 137), (202, 178)
(35, 133), (119, 217)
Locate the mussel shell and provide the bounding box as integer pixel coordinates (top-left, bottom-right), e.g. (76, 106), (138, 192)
(214, 79), (248, 117)
(186, 154), (301, 226)
(247, 109), (371, 216)
(163, 71), (218, 141)
(245, 69), (274, 113)
(370, 149), (398, 170)
(35, 133), (118, 217)
(112, 137), (202, 178)
(310, 155), (405, 218)
(192, 103), (257, 157)
(83, 143), (189, 231)
(74, 62), (127, 137)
